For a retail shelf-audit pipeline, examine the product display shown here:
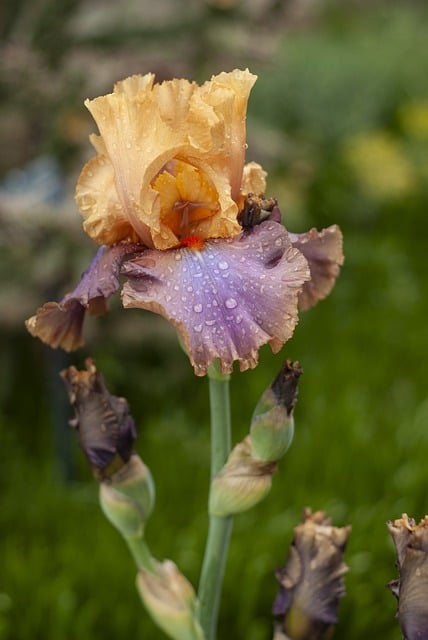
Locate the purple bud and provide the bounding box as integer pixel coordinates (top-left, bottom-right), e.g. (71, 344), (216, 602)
(270, 360), (303, 416)
(61, 359), (137, 480)
(273, 508), (351, 640)
(388, 514), (428, 640)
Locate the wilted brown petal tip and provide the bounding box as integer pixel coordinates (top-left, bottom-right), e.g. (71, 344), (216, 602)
(61, 358), (137, 480)
(289, 225), (344, 312)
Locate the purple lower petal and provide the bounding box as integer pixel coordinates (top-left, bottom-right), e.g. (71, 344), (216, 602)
(121, 222), (310, 376)
(26, 243), (141, 351)
(68, 243), (141, 306)
(289, 225), (344, 311)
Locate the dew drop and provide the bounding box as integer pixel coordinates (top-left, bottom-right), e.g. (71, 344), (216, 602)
(225, 298), (237, 309)
(218, 260), (229, 270)
(193, 303), (203, 313)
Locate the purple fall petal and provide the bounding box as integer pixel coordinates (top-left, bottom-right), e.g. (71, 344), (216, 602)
(289, 225), (344, 311)
(25, 243), (141, 351)
(121, 221), (310, 376)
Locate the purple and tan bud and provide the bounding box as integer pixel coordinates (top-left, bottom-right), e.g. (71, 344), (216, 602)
(387, 513), (428, 640)
(273, 508), (351, 640)
(209, 436), (277, 517)
(250, 360), (302, 462)
(137, 560), (204, 640)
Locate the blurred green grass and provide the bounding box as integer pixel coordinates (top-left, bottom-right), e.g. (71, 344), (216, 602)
(2, 2), (428, 639)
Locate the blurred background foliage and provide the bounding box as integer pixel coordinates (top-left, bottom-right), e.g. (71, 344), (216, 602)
(1, 0), (428, 638)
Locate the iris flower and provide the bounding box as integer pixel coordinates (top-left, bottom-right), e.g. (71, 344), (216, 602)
(26, 69), (343, 376)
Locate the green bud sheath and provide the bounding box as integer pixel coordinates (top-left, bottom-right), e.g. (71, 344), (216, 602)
(209, 437), (277, 517)
(100, 454), (155, 539)
(137, 560), (205, 640)
(250, 361), (301, 462)
(250, 404), (294, 461)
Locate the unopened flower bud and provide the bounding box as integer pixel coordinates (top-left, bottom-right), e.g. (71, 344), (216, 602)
(209, 436), (277, 517)
(273, 508), (351, 640)
(250, 360), (302, 461)
(387, 514), (428, 639)
(137, 560), (204, 640)
(99, 454), (155, 538)
(61, 358), (137, 480)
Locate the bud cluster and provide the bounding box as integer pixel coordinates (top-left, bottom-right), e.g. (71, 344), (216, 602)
(209, 361), (302, 517)
(61, 359), (204, 640)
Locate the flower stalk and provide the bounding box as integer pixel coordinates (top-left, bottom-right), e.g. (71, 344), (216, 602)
(198, 360), (233, 640)
(27, 67), (345, 640)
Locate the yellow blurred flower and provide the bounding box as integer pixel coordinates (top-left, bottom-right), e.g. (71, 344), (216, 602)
(75, 69), (266, 250)
(399, 101), (428, 140)
(342, 131), (415, 200)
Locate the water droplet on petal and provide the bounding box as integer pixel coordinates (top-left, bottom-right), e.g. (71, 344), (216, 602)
(218, 261), (229, 270)
(194, 324), (203, 333)
(225, 298), (237, 309)
(193, 303), (203, 313)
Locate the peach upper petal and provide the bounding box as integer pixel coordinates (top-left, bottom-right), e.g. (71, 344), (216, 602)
(75, 69), (257, 250)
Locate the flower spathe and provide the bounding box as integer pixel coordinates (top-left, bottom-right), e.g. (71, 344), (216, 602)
(26, 69), (344, 376)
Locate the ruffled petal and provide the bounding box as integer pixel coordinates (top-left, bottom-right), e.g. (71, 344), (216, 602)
(121, 222), (310, 376)
(76, 70), (256, 250)
(25, 243), (140, 351)
(194, 69), (257, 200)
(289, 225), (344, 311)
(77, 155), (139, 246)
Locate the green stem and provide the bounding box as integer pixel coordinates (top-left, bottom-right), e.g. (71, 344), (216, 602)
(198, 361), (234, 640)
(125, 534), (156, 573)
